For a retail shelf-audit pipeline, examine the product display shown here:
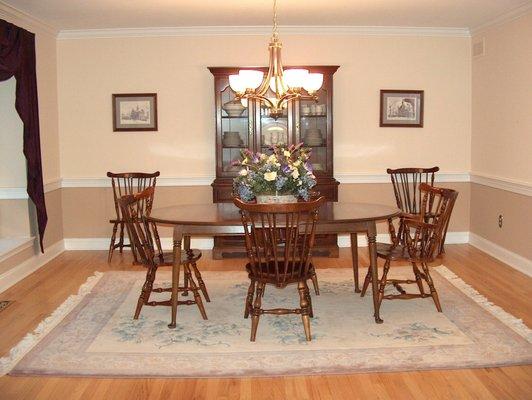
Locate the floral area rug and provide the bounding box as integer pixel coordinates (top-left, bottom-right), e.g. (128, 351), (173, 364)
(1, 267), (531, 377)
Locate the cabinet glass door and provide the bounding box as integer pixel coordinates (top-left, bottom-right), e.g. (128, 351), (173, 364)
(220, 83), (251, 174)
(297, 88), (329, 173)
(257, 88), (290, 154)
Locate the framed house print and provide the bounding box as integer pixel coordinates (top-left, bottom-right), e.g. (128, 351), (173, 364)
(112, 93), (158, 131)
(380, 90), (424, 127)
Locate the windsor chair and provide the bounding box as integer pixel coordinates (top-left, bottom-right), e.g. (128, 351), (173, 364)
(234, 196), (326, 341)
(118, 187), (208, 320)
(361, 183), (458, 313)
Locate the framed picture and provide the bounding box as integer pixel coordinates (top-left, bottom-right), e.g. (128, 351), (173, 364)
(380, 90), (424, 127)
(112, 93), (158, 131)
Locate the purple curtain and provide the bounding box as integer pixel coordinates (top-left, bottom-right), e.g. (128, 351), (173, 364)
(0, 19), (47, 252)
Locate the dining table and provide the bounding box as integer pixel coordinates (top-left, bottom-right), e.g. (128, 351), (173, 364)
(148, 201), (401, 328)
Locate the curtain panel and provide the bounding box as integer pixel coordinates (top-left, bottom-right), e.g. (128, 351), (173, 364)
(0, 19), (47, 251)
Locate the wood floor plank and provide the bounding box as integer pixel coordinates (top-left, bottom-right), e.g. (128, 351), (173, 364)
(0, 245), (530, 400)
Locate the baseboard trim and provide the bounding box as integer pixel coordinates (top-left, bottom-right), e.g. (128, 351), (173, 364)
(0, 240), (65, 294)
(469, 233), (532, 277)
(64, 232), (469, 252)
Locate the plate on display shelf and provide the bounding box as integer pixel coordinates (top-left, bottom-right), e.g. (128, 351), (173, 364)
(262, 120), (288, 146)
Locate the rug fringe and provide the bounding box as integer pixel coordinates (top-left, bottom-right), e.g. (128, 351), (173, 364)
(0, 271), (104, 376)
(435, 265), (532, 342)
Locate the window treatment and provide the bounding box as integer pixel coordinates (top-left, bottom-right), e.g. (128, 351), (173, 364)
(0, 19), (47, 252)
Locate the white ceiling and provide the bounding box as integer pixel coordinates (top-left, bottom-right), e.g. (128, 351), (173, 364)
(2, 0), (532, 31)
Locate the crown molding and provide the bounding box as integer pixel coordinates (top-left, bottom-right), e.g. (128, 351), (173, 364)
(0, 1), (58, 36)
(471, 2), (532, 35)
(57, 25), (471, 40)
(470, 173), (532, 197)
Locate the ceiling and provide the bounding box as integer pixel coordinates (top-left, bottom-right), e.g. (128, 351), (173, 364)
(2, 0), (531, 31)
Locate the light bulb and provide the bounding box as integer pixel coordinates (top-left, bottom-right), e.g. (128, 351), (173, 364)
(303, 73), (324, 93)
(229, 74), (245, 93)
(284, 69), (309, 88)
(239, 70), (264, 90)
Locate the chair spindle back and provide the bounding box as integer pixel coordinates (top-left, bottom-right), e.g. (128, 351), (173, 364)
(107, 171), (159, 220)
(404, 183), (458, 262)
(387, 167), (439, 215)
(234, 197), (326, 287)
(117, 187), (157, 267)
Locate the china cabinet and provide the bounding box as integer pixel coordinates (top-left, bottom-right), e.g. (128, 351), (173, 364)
(209, 66), (340, 258)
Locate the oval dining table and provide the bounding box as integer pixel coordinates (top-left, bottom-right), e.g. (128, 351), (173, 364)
(148, 201), (401, 328)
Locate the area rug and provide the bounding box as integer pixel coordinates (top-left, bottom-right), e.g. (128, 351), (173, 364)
(1, 266), (531, 377)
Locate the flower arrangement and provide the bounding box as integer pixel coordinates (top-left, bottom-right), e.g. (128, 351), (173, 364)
(233, 143), (317, 202)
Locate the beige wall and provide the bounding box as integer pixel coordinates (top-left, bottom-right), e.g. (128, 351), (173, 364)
(470, 12), (532, 259)
(471, 12), (532, 184)
(57, 34), (471, 179)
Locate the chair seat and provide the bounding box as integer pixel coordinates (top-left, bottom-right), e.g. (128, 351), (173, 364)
(246, 261), (314, 287)
(155, 249), (202, 266)
(376, 242), (410, 261)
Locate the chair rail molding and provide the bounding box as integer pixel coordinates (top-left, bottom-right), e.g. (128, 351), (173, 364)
(470, 173), (532, 197)
(335, 172), (470, 184)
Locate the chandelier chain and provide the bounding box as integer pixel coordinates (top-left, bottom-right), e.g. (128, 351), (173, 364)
(272, 0), (279, 40)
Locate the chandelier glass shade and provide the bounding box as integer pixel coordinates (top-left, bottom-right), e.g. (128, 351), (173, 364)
(228, 0), (323, 119)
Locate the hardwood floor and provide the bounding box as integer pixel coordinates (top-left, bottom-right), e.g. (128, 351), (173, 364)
(0, 244), (530, 399)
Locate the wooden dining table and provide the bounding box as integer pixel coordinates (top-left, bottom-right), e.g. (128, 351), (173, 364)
(148, 201), (401, 328)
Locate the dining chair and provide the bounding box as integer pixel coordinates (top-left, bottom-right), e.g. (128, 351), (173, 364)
(387, 167), (450, 255)
(233, 196), (326, 342)
(118, 187), (208, 320)
(360, 183), (458, 313)
(107, 171), (160, 263)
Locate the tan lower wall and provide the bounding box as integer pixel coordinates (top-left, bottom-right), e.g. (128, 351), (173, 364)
(0, 244), (35, 276)
(0, 199), (31, 237)
(470, 183), (532, 260)
(43, 189), (64, 248)
(0, 189), (64, 279)
(61, 182), (471, 239)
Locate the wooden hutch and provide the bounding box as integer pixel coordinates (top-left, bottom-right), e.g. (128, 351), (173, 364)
(209, 66), (340, 259)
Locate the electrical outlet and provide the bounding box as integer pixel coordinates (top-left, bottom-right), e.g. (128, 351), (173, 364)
(498, 214), (503, 228)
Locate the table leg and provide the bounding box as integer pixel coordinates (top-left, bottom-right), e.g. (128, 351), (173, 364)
(350, 233), (360, 293)
(169, 226), (183, 329)
(367, 223), (383, 324)
(182, 235), (191, 296)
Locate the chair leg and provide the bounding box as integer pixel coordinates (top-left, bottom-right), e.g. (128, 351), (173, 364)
(250, 283), (264, 342)
(108, 221), (119, 263)
(306, 288), (314, 318)
(421, 262), (442, 312)
(185, 264), (208, 320)
(360, 268), (372, 297)
(298, 281), (312, 341)
(182, 271), (189, 296)
(134, 264), (158, 319)
(151, 222), (165, 264)
(377, 259), (391, 308)
(310, 270), (320, 295)
(244, 280), (255, 319)
(191, 262), (210, 302)
(118, 222), (125, 253)
(411, 262), (425, 295)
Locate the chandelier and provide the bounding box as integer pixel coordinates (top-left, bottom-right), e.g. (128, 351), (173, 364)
(229, 0), (323, 119)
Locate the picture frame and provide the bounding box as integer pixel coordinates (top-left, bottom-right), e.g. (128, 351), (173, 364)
(112, 93), (158, 132)
(380, 90), (424, 127)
